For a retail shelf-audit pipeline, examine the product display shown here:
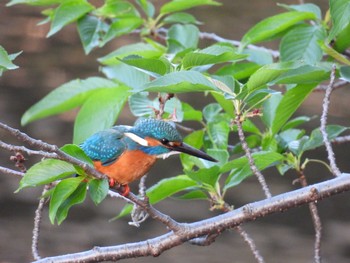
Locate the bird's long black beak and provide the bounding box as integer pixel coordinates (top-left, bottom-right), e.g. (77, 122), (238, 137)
(171, 142), (218, 162)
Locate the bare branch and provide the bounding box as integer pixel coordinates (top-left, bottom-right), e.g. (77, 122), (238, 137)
(314, 80), (349, 92)
(320, 65), (342, 176)
(0, 165), (25, 177)
(296, 169), (322, 263)
(234, 116), (272, 198)
(235, 225), (265, 263)
(331, 135), (350, 144)
(33, 174), (350, 263)
(0, 140), (58, 159)
(32, 185), (50, 261)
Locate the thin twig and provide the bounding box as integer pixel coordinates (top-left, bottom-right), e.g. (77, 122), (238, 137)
(0, 165), (25, 177)
(331, 135), (350, 144)
(33, 174), (350, 263)
(320, 65), (342, 176)
(235, 225), (265, 263)
(314, 80), (349, 92)
(296, 169), (322, 263)
(0, 140), (58, 159)
(129, 175), (149, 227)
(234, 116), (272, 198)
(32, 185), (50, 261)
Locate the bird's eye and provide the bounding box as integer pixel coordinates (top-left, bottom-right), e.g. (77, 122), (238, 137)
(161, 138), (169, 145)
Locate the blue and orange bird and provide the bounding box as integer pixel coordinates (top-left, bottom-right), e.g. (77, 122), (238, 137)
(80, 118), (217, 195)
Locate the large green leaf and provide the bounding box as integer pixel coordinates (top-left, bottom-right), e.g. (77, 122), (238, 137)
(49, 177), (84, 224)
(77, 15), (103, 54)
(117, 175), (197, 218)
(185, 166), (221, 188)
(247, 61), (303, 92)
(101, 17), (143, 46)
(47, 0), (94, 37)
(207, 121), (230, 149)
(280, 25), (326, 63)
(73, 87), (129, 144)
(98, 43), (164, 65)
(222, 151), (284, 190)
(328, 0), (350, 42)
(160, 0), (220, 15)
(271, 83), (316, 134)
(167, 24), (199, 54)
(142, 71), (216, 93)
(241, 11), (316, 46)
(55, 181), (87, 225)
(101, 64), (149, 92)
(21, 77), (118, 125)
(94, 0), (139, 18)
(60, 144), (93, 166)
(180, 130), (204, 171)
(162, 12), (200, 25)
(340, 66), (350, 82)
(88, 179), (109, 205)
(120, 55), (171, 77)
(18, 159), (75, 190)
(278, 3), (322, 20)
(261, 93), (283, 129)
(182, 44), (247, 69)
(319, 41), (350, 66)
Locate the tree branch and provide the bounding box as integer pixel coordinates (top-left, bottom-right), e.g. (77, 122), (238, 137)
(33, 173), (350, 263)
(234, 115), (272, 198)
(320, 65), (342, 176)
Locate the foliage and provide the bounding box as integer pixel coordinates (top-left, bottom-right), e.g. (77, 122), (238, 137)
(6, 0), (350, 224)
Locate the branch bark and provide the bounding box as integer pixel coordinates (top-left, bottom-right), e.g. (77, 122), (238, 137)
(34, 174), (350, 263)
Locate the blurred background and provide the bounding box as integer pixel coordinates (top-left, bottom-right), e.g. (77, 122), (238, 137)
(2, 0), (350, 262)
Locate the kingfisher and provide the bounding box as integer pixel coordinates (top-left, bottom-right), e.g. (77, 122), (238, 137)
(80, 118), (217, 196)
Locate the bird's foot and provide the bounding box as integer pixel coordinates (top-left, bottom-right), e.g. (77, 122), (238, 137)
(109, 178), (130, 196)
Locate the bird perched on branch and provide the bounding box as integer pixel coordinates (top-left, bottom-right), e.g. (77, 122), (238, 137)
(80, 118), (217, 196)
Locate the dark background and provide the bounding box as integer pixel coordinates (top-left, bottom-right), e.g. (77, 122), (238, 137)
(2, 0), (350, 262)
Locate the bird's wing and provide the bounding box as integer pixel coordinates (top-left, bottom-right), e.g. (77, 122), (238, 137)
(80, 128), (128, 166)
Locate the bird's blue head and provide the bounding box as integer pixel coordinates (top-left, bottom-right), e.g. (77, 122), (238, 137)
(129, 118), (216, 162)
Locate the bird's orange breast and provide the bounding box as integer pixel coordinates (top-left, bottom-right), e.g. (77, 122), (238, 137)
(93, 150), (157, 184)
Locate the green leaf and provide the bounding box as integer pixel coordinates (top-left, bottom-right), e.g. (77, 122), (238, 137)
(47, 0), (94, 37)
(271, 83), (316, 134)
(0, 46), (20, 72)
(185, 166), (221, 188)
(302, 125), (349, 152)
(94, 0), (139, 18)
(117, 175), (197, 218)
(101, 64), (149, 92)
(49, 177), (84, 224)
(120, 55), (171, 76)
(163, 12), (201, 25)
(282, 116), (311, 131)
(182, 102), (202, 121)
(247, 61), (303, 92)
(273, 64), (331, 84)
(160, 0), (220, 15)
(128, 92), (154, 117)
(211, 92), (235, 118)
(175, 189), (207, 200)
(18, 159), (75, 191)
(142, 71), (216, 93)
(180, 130), (204, 170)
(98, 42), (164, 65)
(77, 15), (102, 54)
(278, 3), (322, 20)
(328, 0), (350, 42)
(56, 181), (87, 224)
(319, 41), (350, 66)
(334, 22), (350, 52)
(261, 93), (283, 129)
(21, 77), (118, 126)
(280, 25), (326, 63)
(73, 87), (129, 144)
(223, 151), (283, 190)
(182, 44), (247, 69)
(241, 11), (316, 46)
(60, 144), (93, 166)
(167, 24), (199, 54)
(340, 66), (350, 82)
(207, 121), (230, 149)
(207, 148), (229, 168)
(88, 179), (109, 205)
(203, 103), (222, 122)
(101, 17), (143, 46)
